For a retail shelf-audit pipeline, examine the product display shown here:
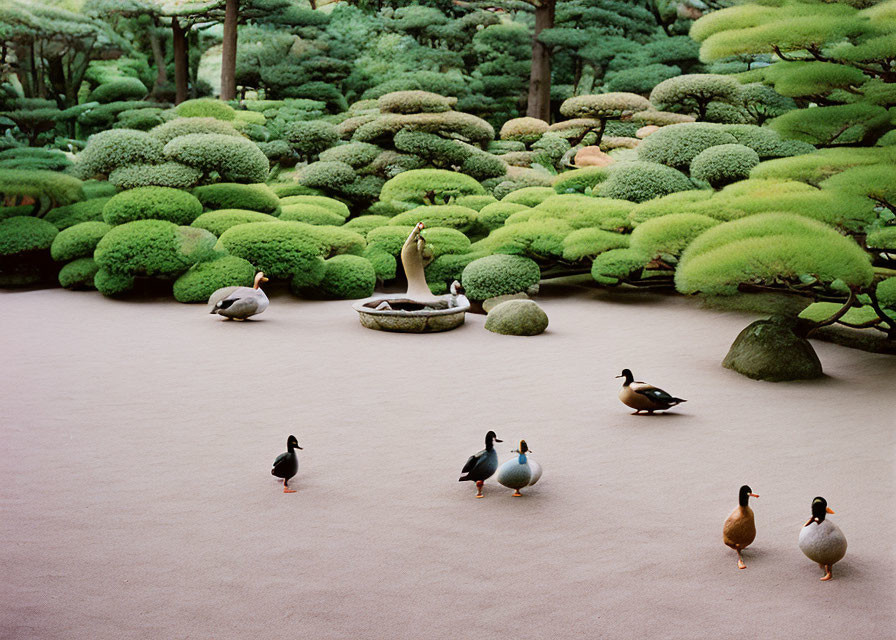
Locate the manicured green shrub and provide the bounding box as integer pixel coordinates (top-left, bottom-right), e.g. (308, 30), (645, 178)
(309, 226), (366, 258)
(390, 205), (478, 232)
(379, 169), (486, 205)
(58, 257), (99, 289)
(500, 117), (550, 144)
(377, 91), (456, 114)
(865, 227), (896, 251)
(319, 142), (381, 168)
(501, 186), (556, 207)
(316, 254), (376, 299)
(94, 221), (217, 280)
(149, 117), (242, 144)
(45, 197), (112, 230)
(108, 162), (203, 190)
(0, 169), (86, 216)
(420, 227), (471, 259)
(233, 110), (265, 126)
(217, 221), (328, 279)
(279, 195), (349, 220)
(455, 195), (498, 211)
(477, 202), (529, 232)
(877, 278), (896, 309)
(591, 248), (650, 285)
(562, 228), (629, 262)
(175, 99), (236, 121)
(102, 187), (203, 226)
(553, 167), (610, 194)
(715, 190), (876, 231)
(115, 107), (168, 131)
(280, 204), (345, 226)
(51, 221), (111, 261)
(690, 144), (760, 188)
(81, 181), (118, 200)
(716, 179), (814, 198)
(749, 147), (896, 185)
(298, 161), (356, 189)
(460, 151), (508, 181)
(193, 183), (280, 213)
(88, 78), (148, 103)
(172, 255), (257, 303)
(629, 213), (719, 258)
(461, 253), (541, 301)
(719, 124), (815, 158)
(0, 216), (58, 256)
(425, 251), (487, 294)
(366, 225), (415, 256)
(342, 215), (392, 237)
(628, 190), (713, 224)
(649, 74), (742, 119)
(74, 129), (164, 177)
(163, 134), (269, 183)
(768, 103), (890, 146)
(94, 267), (135, 295)
(270, 184), (323, 198)
(289, 256), (328, 290)
(484, 299), (549, 336)
(0, 205), (34, 220)
(362, 245), (397, 281)
(637, 123), (738, 170)
(481, 218), (572, 259)
(599, 162), (694, 203)
(531, 195), (635, 230)
(559, 93), (652, 120)
(0, 148), (71, 172)
(819, 165), (896, 208)
(284, 121), (339, 159)
(675, 213), (874, 295)
(191, 210), (279, 236)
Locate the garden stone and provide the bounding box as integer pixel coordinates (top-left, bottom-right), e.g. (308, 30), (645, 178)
(723, 316), (823, 381)
(485, 299), (549, 336)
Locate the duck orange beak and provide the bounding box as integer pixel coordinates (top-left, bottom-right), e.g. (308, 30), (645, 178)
(750, 493), (759, 498)
(826, 507), (835, 514)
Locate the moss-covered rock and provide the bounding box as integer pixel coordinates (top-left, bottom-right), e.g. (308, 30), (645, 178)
(484, 299), (549, 336)
(722, 317), (823, 381)
(461, 254), (541, 301)
(172, 256), (256, 303)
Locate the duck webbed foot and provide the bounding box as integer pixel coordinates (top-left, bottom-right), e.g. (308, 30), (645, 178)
(475, 480), (484, 498)
(820, 566), (833, 581)
(512, 490), (522, 497)
(737, 551), (746, 570)
(283, 482), (296, 494)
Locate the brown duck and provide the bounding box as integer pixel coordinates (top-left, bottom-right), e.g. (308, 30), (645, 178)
(723, 485), (759, 569)
(616, 369), (686, 414)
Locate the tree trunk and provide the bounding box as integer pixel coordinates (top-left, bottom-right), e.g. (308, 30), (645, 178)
(526, 0), (555, 122)
(149, 20), (168, 93)
(220, 0), (238, 101)
(172, 17), (189, 104)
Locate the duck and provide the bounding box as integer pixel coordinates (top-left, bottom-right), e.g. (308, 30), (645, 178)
(723, 485), (759, 569)
(496, 440), (540, 497)
(616, 368), (686, 414)
(459, 431), (502, 498)
(271, 435), (302, 493)
(209, 271), (269, 320)
(799, 496), (847, 581)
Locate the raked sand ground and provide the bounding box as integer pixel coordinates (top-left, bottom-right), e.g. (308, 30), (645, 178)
(1, 283), (894, 640)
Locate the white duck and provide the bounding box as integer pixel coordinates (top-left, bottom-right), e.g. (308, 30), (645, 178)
(496, 440), (541, 497)
(209, 272), (269, 320)
(799, 496), (847, 581)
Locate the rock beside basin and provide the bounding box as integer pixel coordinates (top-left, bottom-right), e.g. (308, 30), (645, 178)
(723, 316), (823, 381)
(485, 299), (549, 336)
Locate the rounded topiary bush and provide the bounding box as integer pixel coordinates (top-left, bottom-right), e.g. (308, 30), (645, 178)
(591, 248), (649, 285)
(58, 257), (100, 289)
(94, 267), (135, 295)
(390, 205), (478, 232)
(420, 227), (471, 258)
(455, 195), (498, 211)
(279, 204), (345, 226)
(193, 183), (280, 213)
(362, 245), (397, 281)
(51, 221), (112, 261)
(299, 161), (356, 190)
(690, 144), (760, 188)
(319, 142), (381, 168)
(217, 221), (328, 279)
(342, 215), (392, 237)
(191, 209), (279, 236)
(284, 121), (339, 159)
(149, 117), (242, 144)
(279, 195), (349, 220)
(484, 299), (549, 336)
(0, 216), (59, 257)
(599, 162), (694, 203)
(553, 167), (610, 194)
(377, 90), (456, 114)
(102, 187), (203, 226)
(500, 186), (556, 207)
(74, 129), (164, 177)
(172, 255), (256, 303)
(94, 220), (217, 279)
(175, 99), (235, 120)
(44, 197), (113, 230)
(109, 162), (203, 190)
(477, 202), (529, 232)
(461, 254), (541, 301)
(629, 213), (719, 258)
(562, 228), (629, 261)
(500, 117), (550, 145)
(636, 123), (738, 170)
(379, 169), (485, 205)
(163, 134), (269, 183)
(366, 225), (415, 256)
(316, 254), (376, 299)
(88, 78), (148, 103)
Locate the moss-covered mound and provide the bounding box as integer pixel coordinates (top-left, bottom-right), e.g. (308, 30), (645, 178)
(191, 210), (279, 236)
(217, 221), (328, 279)
(501, 186), (556, 206)
(279, 204), (345, 226)
(51, 221), (112, 262)
(722, 317), (823, 381)
(379, 169), (485, 206)
(599, 162), (694, 203)
(103, 187), (203, 226)
(629, 214), (719, 259)
(461, 254), (541, 301)
(108, 162), (203, 190)
(390, 205), (478, 232)
(0, 216), (59, 286)
(477, 202), (530, 232)
(484, 299), (549, 336)
(193, 183), (280, 213)
(163, 133), (269, 183)
(316, 254), (377, 299)
(591, 248), (650, 285)
(58, 257), (100, 289)
(690, 144), (761, 188)
(45, 197), (113, 230)
(172, 256), (257, 303)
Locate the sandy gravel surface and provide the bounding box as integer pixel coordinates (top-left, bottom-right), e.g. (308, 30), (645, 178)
(2, 283), (894, 640)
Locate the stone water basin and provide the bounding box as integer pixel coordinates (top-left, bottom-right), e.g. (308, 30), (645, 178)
(352, 296), (470, 332)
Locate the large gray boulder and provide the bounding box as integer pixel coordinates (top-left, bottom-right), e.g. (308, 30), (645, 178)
(485, 299), (549, 336)
(723, 317), (823, 381)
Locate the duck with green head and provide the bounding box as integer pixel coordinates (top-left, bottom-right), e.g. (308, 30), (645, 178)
(799, 496), (847, 581)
